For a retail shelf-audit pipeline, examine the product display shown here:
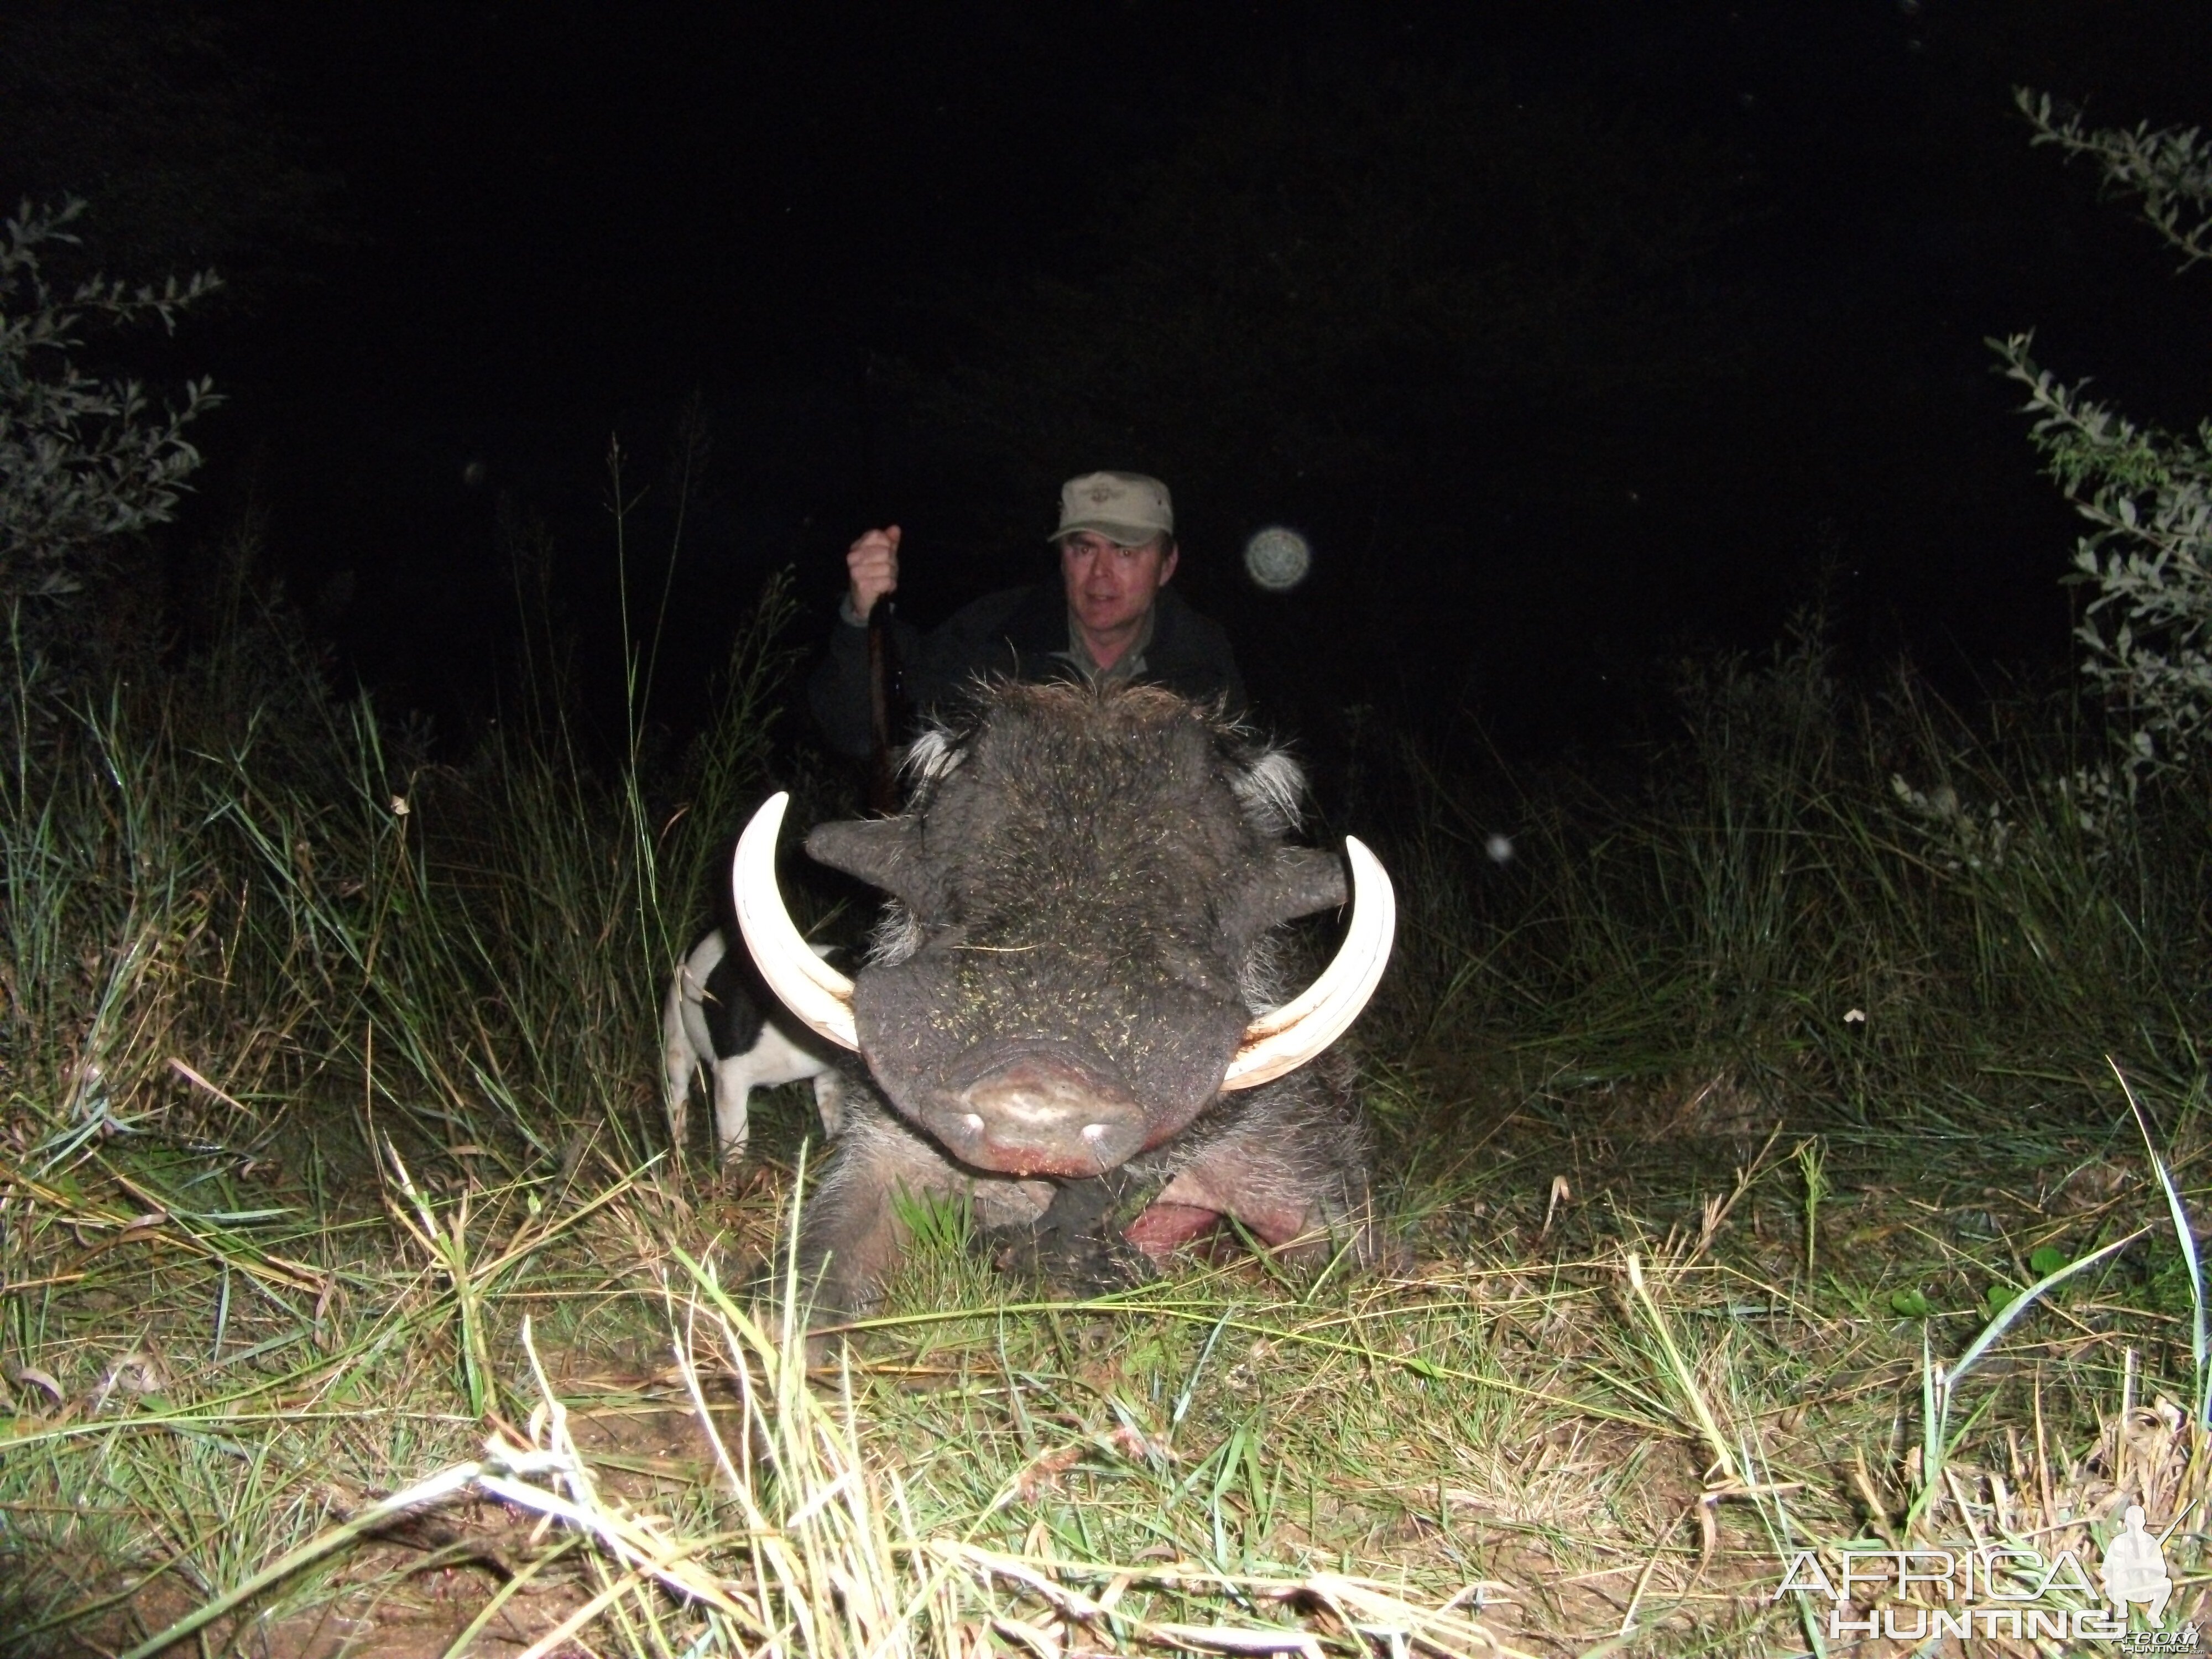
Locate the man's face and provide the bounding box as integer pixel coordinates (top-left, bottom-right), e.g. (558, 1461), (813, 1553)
(1060, 531), (1178, 639)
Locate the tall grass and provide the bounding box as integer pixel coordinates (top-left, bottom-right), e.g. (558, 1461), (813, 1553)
(1376, 624), (2211, 1133)
(0, 521), (808, 1641)
(3, 521), (801, 1182)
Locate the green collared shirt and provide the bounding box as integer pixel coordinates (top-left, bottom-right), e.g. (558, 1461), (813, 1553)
(1055, 605), (1156, 686)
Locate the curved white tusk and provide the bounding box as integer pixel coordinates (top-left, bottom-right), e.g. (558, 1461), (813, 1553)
(1220, 836), (1395, 1092)
(731, 792), (859, 1051)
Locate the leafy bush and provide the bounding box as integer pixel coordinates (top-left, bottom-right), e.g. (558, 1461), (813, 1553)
(1994, 91), (2212, 786)
(0, 198), (220, 607)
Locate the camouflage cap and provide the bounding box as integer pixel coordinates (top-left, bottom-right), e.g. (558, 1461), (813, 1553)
(1050, 471), (1175, 546)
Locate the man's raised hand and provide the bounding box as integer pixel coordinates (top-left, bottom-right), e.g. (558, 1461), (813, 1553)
(847, 526), (901, 621)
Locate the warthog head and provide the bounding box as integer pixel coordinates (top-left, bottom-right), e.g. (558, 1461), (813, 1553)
(734, 682), (1392, 1178)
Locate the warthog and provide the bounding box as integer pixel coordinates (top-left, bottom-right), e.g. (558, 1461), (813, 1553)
(734, 681), (1394, 1317)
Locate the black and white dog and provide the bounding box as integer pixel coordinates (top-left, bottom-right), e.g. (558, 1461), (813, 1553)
(661, 929), (846, 1164)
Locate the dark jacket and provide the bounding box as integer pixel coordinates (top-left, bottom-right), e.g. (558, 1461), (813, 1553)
(808, 581), (1246, 760)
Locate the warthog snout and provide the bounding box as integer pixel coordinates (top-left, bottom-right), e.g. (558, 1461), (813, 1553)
(931, 1054), (1148, 1176)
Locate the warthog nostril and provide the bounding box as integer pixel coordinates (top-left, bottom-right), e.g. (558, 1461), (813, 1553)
(942, 1056), (1147, 1175)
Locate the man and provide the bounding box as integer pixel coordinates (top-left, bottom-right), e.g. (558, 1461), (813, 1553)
(808, 471), (1245, 761)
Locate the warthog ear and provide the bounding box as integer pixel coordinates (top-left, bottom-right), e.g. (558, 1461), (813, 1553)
(1225, 846), (1347, 938)
(806, 818), (946, 915)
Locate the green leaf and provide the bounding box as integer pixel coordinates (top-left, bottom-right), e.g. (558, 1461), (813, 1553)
(2029, 1245), (2070, 1278)
(1890, 1287), (1935, 1319)
(1984, 1285), (2020, 1319)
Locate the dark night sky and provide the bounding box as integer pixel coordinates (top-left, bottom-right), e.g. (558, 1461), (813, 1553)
(8, 1), (2211, 759)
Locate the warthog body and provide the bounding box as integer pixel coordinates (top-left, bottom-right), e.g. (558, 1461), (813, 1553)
(735, 681), (1393, 1317)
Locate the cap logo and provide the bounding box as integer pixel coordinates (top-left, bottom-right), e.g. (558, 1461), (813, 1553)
(1051, 471), (1173, 544)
